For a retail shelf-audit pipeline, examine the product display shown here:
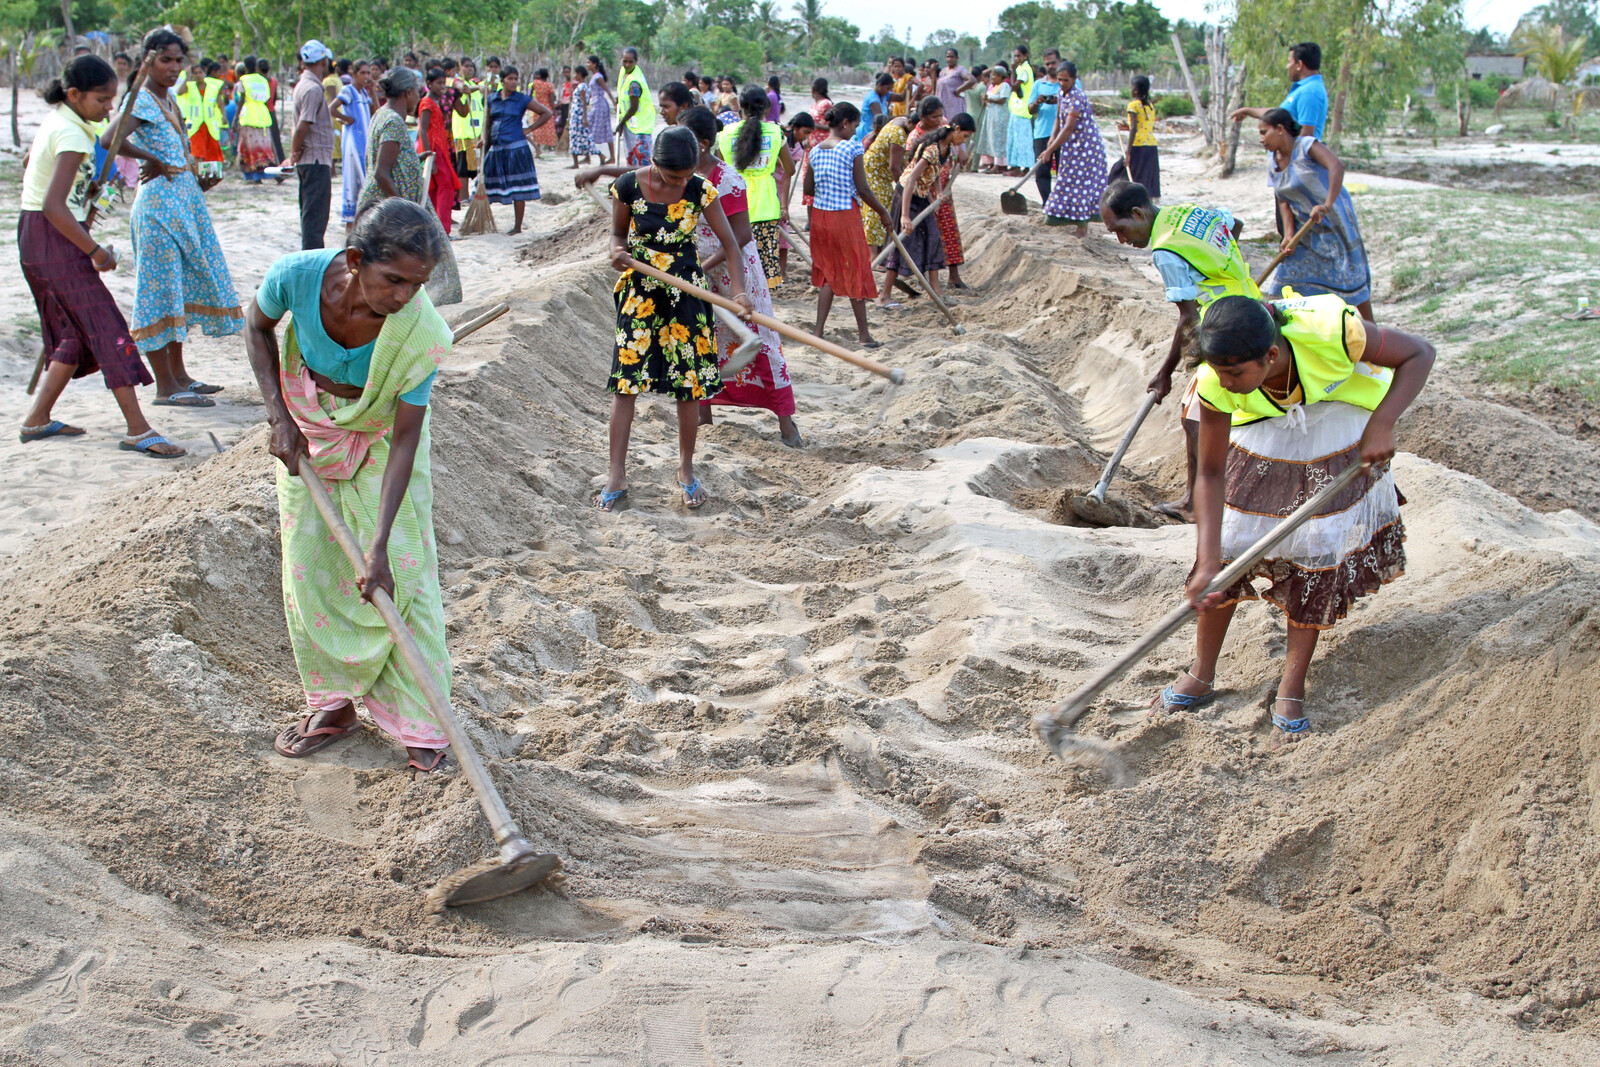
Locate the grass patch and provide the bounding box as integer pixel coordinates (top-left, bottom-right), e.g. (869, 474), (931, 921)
(1362, 185), (1600, 396)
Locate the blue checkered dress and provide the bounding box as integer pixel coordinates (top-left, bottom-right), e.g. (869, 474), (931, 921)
(807, 139), (863, 211)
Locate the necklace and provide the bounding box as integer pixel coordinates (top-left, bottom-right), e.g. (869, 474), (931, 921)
(1262, 358), (1297, 401)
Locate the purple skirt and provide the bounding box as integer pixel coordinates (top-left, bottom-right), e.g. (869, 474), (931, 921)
(17, 211), (152, 389)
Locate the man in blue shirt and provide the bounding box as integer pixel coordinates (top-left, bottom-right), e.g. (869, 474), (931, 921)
(1230, 41), (1327, 138)
(1026, 56), (1061, 203)
(859, 73), (897, 142)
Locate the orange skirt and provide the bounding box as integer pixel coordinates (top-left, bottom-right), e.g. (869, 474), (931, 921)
(808, 207), (877, 300)
(190, 126), (224, 164)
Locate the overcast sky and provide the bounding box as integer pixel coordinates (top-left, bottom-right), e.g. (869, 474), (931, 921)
(870, 0), (1541, 51)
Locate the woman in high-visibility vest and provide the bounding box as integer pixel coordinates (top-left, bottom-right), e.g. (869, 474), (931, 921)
(181, 59), (226, 165)
(715, 85), (793, 286)
(234, 61), (276, 180)
(1156, 293), (1432, 744)
(451, 57), (484, 182)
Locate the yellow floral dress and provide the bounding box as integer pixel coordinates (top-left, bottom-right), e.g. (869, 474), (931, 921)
(609, 171), (722, 401)
(861, 120), (907, 246)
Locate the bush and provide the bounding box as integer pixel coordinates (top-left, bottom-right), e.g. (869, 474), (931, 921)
(1155, 94), (1194, 118)
(1546, 110), (1562, 128)
(1409, 101), (1436, 127)
(1465, 79), (1502, 109)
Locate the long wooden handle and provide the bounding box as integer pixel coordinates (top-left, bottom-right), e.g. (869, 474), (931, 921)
(871, 182), (955, 268)
(1087, 390), (1160, 502)
(290, 300), (519, 841)
(83, 54), (153, 227)
(1007, 152), (1050, 192)
(449, 302), (509, 342)
(884, 229), (964, 334)
(419, 154), (436, 206)
(1253, 218), (1316, 287)
(779, 220), (812, 263)
(297, 467), (522, 844)
(623, 256), (904, 383)
(1038, 462), (1370, 741)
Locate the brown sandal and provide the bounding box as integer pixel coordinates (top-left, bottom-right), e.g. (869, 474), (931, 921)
(408, 749), (449, 774)
(273, 713), (360, 758)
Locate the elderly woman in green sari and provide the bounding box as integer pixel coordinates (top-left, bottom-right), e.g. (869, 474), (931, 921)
(247, 198), (455, 775)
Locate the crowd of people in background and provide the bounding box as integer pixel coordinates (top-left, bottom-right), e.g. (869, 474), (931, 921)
(22, 30), (1406, 760)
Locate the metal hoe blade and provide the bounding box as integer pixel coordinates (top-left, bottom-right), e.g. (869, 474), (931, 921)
(427, 839), (563, 908)
(1036, 463), (1371, 767)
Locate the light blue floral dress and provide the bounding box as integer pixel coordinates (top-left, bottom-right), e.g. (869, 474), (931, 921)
(1268, 135), (1372, 305)
(126, 87), (242, 352)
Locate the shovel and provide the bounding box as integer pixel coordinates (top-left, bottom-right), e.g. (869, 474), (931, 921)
(1034, 462), (1371, 776)
(1253, 217), (1316, 288)
(1066, 389), (1160, 526)
(999, 154), (1050, 215)
(624, 256), (905, 384)
(884, 228), (965, 335)
(871, 182), (954, 269)
(714, 306), (764, 380)
(30, 52), (151, 394)
(298, 300), (554, 910)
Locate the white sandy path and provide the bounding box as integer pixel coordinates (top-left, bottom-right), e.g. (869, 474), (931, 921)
(2, 818), (1580, 1066)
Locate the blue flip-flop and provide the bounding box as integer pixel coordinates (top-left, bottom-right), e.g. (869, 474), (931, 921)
(1272, 697), (1311, 742)
(1151, 670), (1216, 715)
(19, 420), (85, 443)
(678, 477), (707, 509)
(593, 487), (628, 512)
(119, 431), (185, 458)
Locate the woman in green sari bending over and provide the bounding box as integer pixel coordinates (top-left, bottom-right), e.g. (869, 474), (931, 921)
(247, 199), (455, 775)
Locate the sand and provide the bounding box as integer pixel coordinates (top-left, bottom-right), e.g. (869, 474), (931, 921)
(1, 98), (1597, 1064)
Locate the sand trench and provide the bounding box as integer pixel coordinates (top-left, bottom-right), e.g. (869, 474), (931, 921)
(1, 184), (1599, 1063)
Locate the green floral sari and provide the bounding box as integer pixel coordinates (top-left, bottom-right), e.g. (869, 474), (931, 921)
(274, 288), (453, 748)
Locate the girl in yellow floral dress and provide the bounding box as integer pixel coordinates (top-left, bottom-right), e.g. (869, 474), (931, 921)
(598, 124), (752, 511)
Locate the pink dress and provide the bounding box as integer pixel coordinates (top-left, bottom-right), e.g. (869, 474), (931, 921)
(694, 161), (794, 416)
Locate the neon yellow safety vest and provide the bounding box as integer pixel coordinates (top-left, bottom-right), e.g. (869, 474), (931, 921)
(178, 82), (205, 134)
(200, 77), (225, 139)
(716, 120), (782, 222)
(238, 73), (272, 128)
(452, 80), (482, 141)
(619, 65), (655, 133)
(1197, 291), (1392, 425)
(1009, 61), (1034, 118)
(1150, 204), (1260, 312)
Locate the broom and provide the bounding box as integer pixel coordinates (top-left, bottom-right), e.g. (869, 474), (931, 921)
(459, 175), (497, 236)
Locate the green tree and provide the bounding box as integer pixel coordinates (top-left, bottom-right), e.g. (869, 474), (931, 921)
(1230, 0), (1465, 143)
(1518, 0), (1597, 53)
(1513, 20), (1587, 106)
(805, 14), (860, 65)
(6, 27), (56, 146)
(695, 21), (762, 77)
(752, 0), (792, 63)
(791, 0), (819, 53)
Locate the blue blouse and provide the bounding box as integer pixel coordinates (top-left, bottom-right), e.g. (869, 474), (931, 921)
(487, 91), (531, 147)
(256, 248), (437, 405)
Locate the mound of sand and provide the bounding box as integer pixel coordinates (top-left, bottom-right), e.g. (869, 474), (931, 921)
(2, 174), (1599, 1061)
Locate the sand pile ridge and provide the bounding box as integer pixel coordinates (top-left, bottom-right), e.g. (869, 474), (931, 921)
(2, 200), (1599, 1060)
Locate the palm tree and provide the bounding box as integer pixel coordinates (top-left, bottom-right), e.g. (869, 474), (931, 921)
(755, 0), (792, 63)
(1512, 22), (1586, 108)
(10, 30), (58, 147)
(792, 0), (821, 54)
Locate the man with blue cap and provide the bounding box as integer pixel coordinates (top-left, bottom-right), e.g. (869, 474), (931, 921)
(291, 39), (336, 248)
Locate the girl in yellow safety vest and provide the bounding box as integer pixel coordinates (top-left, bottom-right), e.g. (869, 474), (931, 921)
(234, 62), (276, 180)
(1155, 292), (1433, 744)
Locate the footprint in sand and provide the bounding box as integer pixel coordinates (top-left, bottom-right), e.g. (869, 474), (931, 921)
(824, 953), (893, 1030)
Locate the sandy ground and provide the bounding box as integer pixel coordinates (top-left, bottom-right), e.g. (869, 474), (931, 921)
(2, 94), (1599, 1064)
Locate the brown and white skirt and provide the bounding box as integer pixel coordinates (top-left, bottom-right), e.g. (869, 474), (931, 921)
(1213, 400), (1405, 629)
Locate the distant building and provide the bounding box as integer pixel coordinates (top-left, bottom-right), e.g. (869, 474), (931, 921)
(1466, 54), (1525, 80)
